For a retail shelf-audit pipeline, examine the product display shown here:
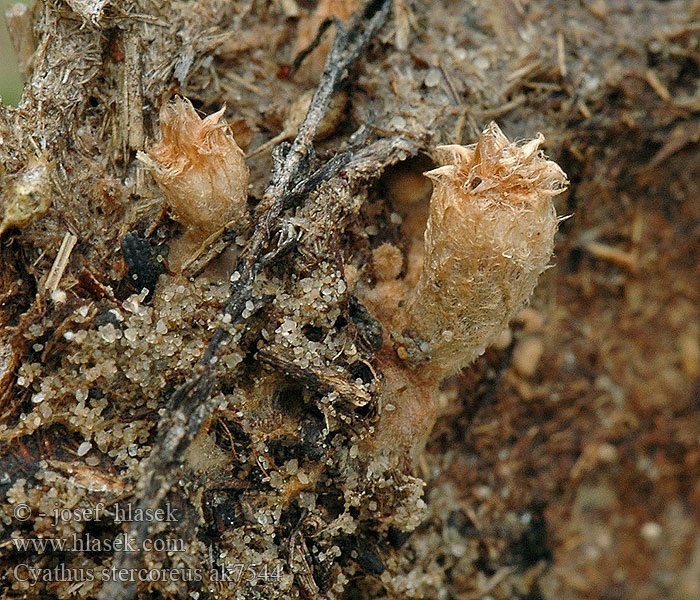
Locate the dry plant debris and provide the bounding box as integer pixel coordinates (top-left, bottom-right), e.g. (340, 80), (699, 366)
(1, 1), (700, 600)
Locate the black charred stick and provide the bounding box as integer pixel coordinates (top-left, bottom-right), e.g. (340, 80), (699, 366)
(98, 373), (215, 600)
(98, 4), (393, 599)
(258, 346), (372, 407)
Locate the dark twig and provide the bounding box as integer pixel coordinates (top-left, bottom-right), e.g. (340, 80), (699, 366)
(208, 0), (392, 361)
(258, 347), (372, 407)
(97, 373), (215, 600)
(98, 3), (393, 599)
(99, 132), (418, 600)
(291, 16), (335, 74)
(280, 149), (354, 213)
(266, 0), (392, 200)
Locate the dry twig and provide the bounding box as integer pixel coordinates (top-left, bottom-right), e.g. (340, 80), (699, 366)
(98, 2), (393, 597)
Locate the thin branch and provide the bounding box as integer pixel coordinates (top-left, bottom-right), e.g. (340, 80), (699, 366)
(98, 3), (393, 598)
(266, 0), (392, 200)
(258, 347), (372, 407)
(97, 373), (215, 600)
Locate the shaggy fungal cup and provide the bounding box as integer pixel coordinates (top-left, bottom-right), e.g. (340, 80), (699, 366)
(140, 97), (249, 270)
(371, 122), (568, 466)
(403, 121), (568, 378)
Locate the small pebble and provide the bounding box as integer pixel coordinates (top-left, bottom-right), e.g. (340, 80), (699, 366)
(512, 335), (544, 377)
(516, 307), (545, 331)
(494, 327), (512, 349)
(77, 441), (92, 457)
(640, 521), (662, 542)
(388, 115), (407, 130)
(424, 67), (442, 87)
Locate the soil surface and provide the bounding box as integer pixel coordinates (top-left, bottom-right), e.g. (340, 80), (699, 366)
(1, 1), (699, 599)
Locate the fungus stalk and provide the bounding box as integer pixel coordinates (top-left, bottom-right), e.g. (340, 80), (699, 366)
(140, 97), (249, 271)
(371, 122), (568, 465)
